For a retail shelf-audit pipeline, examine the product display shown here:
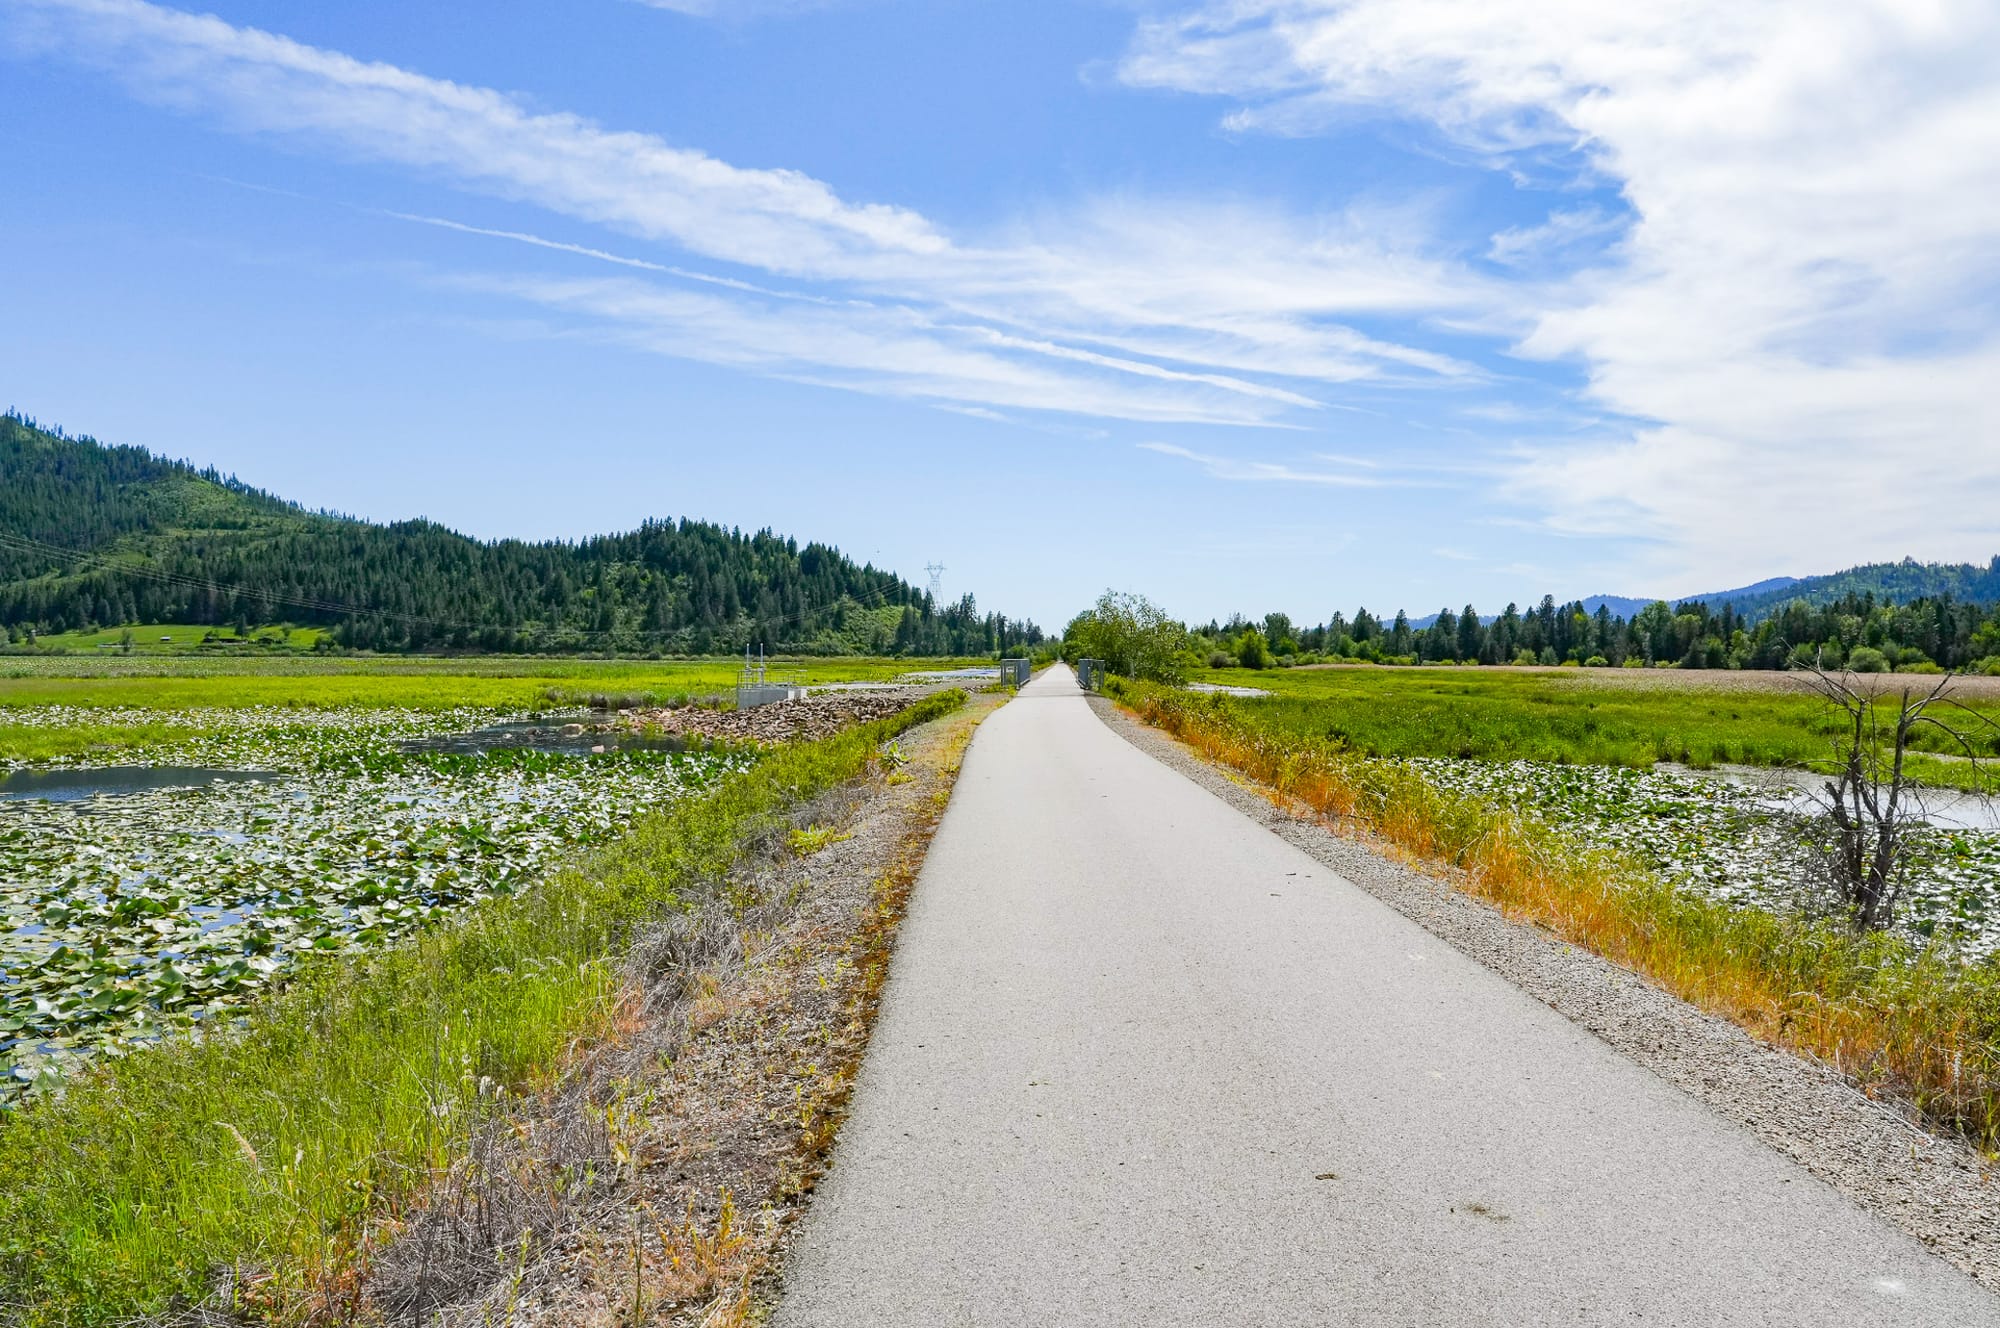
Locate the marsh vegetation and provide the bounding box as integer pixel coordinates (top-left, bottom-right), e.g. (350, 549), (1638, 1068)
(0, 649), (964, 1323)
(0, 704), (754, 1090)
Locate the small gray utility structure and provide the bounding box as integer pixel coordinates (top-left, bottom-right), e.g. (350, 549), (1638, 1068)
(1000, 658), (1031, 688)
(1073, 658), (1103, 690)
(736, 644), (806, 709)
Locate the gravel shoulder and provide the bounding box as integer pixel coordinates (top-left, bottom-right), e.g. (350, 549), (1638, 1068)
(1089, 694), (2000, 1287)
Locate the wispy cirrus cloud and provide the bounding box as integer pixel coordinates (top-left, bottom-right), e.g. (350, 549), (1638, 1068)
(3, 0), (1494, 430)
(4, 0), (944, 272)
(1120, 0), (2000, 587)
(1138, 441), (1395, 486)
(463, 276), (1308, 426)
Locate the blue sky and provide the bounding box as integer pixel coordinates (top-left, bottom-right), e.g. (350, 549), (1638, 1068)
(4, 0), (1996, 629)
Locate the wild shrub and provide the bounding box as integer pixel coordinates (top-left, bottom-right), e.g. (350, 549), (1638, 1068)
(1062, 591), (1189, 683)
(1846, 647), (1889, 672)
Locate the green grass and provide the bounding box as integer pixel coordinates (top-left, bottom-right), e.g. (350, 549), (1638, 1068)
(0, 655), (982, 715)
(0, 719), (205, 764)
(23, 624), (329, 654)
(0, 688), (966, 1325)
(1195, 665), (2000, 792)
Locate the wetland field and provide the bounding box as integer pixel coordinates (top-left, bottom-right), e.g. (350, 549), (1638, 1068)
(1179, 664), (2000, 949)
(0, 652), (968, 1322)
(0, 655), (974, 1090)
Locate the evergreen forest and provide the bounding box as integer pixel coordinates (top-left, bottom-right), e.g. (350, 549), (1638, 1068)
(0, 413), (1042, 656)
(1198, 587), (2000, 674)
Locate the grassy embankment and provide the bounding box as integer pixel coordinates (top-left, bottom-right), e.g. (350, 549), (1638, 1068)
(23, 624), (330, 654)
(1195, 665), (2000, 793)
(0, 656), (982, 763)
(1114, 678), (2000, 1151)
(0, 688), (966, 1325)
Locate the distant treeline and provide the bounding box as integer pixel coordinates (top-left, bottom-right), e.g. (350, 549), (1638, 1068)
(1200, 591), (2000, 673)
(0, 413), (1042, 656)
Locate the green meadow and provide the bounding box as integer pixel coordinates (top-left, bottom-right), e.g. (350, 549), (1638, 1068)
(1196, 664), (2000, 792)
(0, 654), (982, 733)
(21, 623), (331, 654)
(0, 644), (971, 1322)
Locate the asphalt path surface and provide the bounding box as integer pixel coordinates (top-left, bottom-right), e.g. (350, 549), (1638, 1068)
(774, 667), (1998, 1326)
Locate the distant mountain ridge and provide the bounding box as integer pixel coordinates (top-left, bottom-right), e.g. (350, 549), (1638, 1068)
(0, 412), (1039, 654)
(1580, 576), (1802, 621)
(1585, 559), (2000, 623)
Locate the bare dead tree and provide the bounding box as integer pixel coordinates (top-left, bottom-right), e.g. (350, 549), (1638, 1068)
(1794, 662), (1995, 933)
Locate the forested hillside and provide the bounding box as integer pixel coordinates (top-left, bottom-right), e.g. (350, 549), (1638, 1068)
(0, 414), (1042, 655)
(1709, 559), (2000, 621)
(1201, 586), (2000, 673)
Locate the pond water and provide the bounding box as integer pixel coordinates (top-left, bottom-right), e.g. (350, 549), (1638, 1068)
(1660, 763), (2000, 833)
(0, 767), (279, 802)
(1409, 756), (2000, 954)
(1188, 682), (1272, 698)
(0, 705), (757, 1092)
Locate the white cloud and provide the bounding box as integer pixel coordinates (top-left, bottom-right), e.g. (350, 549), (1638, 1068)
(1138, 441), (1390, 485)
(1122, 0), (2000, 584)
(383, 212), (677, 275)
(1486, 208), (1621, 269)
(3, 0), (1489, 430)
(5, 0), (943, 273)
(459, 275), (1300, 425)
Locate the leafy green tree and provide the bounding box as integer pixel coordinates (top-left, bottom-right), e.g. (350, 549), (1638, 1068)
(1847, 646), (1889, 673)
(1063, 591), (1190, 683)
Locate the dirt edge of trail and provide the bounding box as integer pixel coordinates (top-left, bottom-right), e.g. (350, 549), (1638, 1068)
(1089, 694), (2000, 1290)
(342, 692), (1001, 1328)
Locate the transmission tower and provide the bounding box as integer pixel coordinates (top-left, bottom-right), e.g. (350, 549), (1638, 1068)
(925, 561), (946, 602)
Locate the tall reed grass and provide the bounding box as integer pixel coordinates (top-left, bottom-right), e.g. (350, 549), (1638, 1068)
(0, 691), (965, 1325)
(1114, 681), (2000, 1152)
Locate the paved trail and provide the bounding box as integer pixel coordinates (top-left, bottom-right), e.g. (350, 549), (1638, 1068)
(775, 668), (1997, 1326)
